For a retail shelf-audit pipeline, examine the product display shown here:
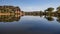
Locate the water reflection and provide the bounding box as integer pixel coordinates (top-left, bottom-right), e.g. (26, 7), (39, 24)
(0, 13), (60, 23)
(0, 5), (60, 23)
(56, 16), (60, 23)
(44, 16), (54, 21)
(0, 15), (21, 22)
(43, 15), (60, 22)
(24, 13), (60, 23)
(0, 9), (60, 23)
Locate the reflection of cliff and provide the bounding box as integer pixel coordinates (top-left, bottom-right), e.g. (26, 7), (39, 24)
(0, 15), (21, 22)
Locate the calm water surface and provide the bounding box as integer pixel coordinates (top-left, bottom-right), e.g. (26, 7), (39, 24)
(0, 16), (60, 34)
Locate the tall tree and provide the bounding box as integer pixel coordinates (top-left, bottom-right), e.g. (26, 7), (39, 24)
(45, 7), (54, 16)
(57, 6), (60, 11)
(56, 6), (60, 17)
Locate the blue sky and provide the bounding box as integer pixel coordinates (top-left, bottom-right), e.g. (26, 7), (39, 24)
(0, 0), (60, 11)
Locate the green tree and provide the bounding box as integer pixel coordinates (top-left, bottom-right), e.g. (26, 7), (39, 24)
(45, 7), (54, 16)
(55, 6), (60, 17)
(57, 6), (60, 11)
(40, 11), (43, 17)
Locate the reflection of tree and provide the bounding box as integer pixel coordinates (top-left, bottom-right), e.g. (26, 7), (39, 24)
(57, 19), (60, 23)
(44, 16), (54, 21)
(56, 16), (60, 23)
